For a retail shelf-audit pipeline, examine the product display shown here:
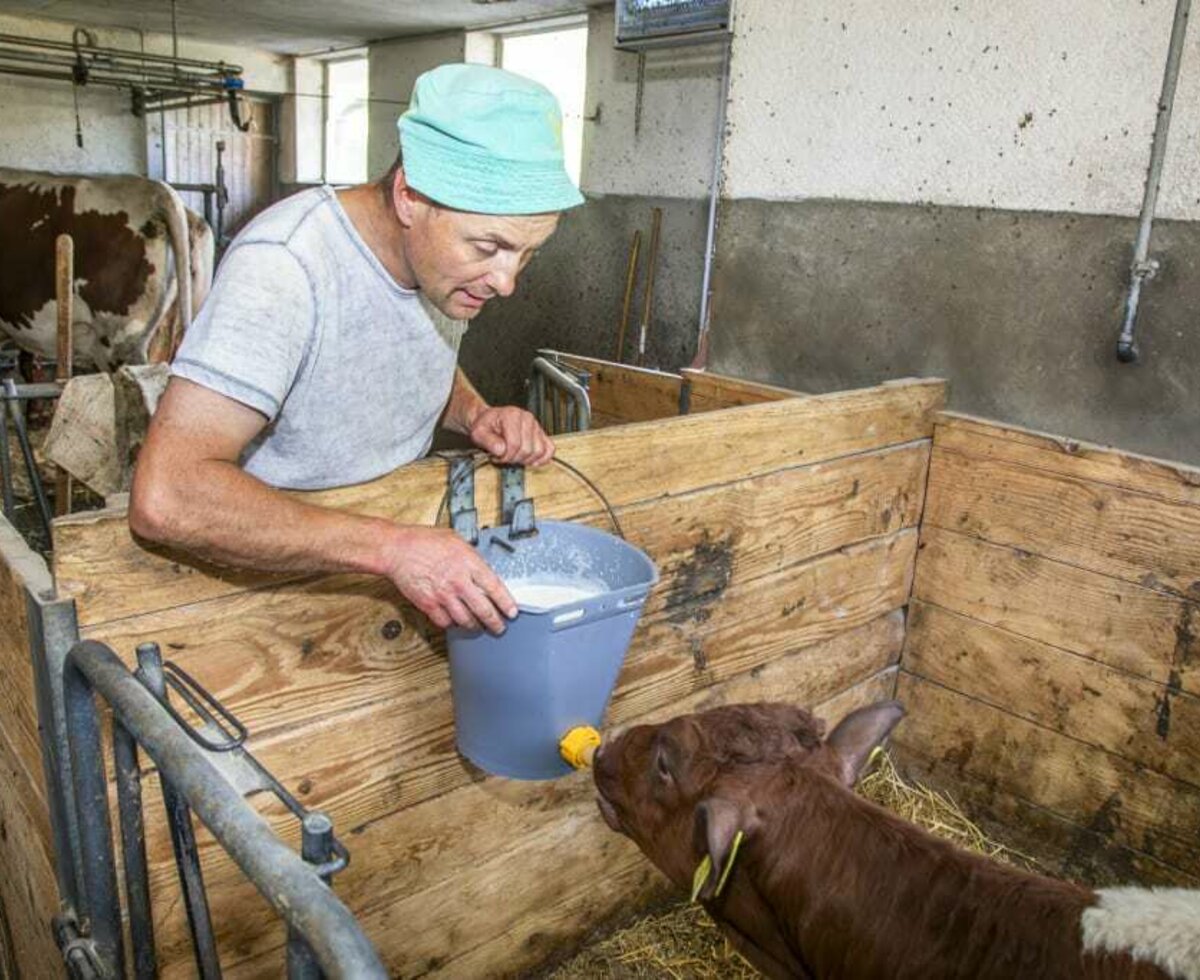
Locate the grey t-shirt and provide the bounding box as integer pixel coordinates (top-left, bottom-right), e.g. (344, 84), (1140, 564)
(171, 186), (467, 490)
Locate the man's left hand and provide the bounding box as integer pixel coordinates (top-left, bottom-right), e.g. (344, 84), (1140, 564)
(469, 406), (555, 466)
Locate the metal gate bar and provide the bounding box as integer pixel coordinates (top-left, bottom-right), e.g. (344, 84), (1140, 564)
(62, 639), (387, 979)
(527, 354), (591, 436)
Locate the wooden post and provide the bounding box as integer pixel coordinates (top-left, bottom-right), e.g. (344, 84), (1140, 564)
(636, 208), (662, 367)
(55, 234), (73, 517)
(615, 230), (641, 363)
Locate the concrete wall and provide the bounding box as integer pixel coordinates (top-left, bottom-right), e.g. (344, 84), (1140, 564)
(369, 2), (1200, 464)
(704, 0), (1200, 465)
(460, 7), (726, 402)
(0, 12), (287, 176)
(366, 33), (468, 178)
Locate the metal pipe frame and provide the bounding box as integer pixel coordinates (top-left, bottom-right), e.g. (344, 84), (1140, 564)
(0, 31), (243, 74)
(1117, 0), (1191, 362)
(694, 37), (732, 368)
(0, 43), (226, 85)
(63, 640), (387, 979)
(3, 378), (53, 545)
(527, 356), (591, 436)
(136, 644), (222, 978)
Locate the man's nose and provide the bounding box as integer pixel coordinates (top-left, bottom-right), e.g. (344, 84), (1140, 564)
(484, 254), (519, 297)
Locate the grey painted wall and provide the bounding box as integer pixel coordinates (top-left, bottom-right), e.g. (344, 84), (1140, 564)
(458, 192), (708, 405)
(709, 198), (1200, 466)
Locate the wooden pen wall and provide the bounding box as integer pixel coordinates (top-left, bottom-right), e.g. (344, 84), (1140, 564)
(0, 521), (60, 977)
(45, 376), (943, 977)
(893, 412), (1200, 888)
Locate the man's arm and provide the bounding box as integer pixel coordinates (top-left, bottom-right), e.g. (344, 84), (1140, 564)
(129, 377), (517, 633)
(442, 367), (555, 466)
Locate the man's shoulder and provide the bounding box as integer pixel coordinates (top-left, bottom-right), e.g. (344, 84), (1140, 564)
(232, 186), (335, 251)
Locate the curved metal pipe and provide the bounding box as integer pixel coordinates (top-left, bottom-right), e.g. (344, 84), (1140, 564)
(1117, 0), (1191, 363)
(64, 640), (387, 979)
(693, 37), (732, 369)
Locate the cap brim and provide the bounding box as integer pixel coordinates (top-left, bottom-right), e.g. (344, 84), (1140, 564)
(401, 122), (584, 215)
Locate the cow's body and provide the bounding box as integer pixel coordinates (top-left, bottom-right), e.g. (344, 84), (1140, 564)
(0, 168), (213, 370)
(594, 702), (1197, 980)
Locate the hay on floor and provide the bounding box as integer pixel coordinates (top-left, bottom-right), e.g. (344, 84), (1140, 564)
(549, 751), (1040, 979)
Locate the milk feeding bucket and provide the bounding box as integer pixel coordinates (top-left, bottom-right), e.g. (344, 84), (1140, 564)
(446, 519), (658, 780)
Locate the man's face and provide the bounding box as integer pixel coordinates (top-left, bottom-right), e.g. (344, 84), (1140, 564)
(395, 179), (560, 320)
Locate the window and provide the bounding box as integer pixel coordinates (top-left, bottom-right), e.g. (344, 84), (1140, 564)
(500, 23), (588, 186)
(324, 56), (368, 184)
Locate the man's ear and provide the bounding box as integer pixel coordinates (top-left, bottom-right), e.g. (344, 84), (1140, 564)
(824, 700), (906, 787)
(391, 168), (418, 228)
(692, 797), (758, 901)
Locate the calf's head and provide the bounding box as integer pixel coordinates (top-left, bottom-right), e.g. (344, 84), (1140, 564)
(593, 700), (905, 900)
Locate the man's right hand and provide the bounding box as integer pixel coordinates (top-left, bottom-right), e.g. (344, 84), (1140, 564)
(381, 526), (517, 634)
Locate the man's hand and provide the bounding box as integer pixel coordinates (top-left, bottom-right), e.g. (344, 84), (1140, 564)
(381, 526), (518, 634)
(468, 406), (555, 467)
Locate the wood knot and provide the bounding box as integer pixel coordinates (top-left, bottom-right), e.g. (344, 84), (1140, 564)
(381, 619), (404, 640)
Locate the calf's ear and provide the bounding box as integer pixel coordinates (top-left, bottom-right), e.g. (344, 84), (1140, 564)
(693, 797), (758, 901)
(824, 700), (905, 787)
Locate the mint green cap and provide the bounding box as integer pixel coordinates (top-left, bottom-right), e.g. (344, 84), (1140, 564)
(398, 63), (584, 215)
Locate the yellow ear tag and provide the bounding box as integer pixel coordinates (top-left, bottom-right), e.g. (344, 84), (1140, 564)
(690, 855), (713, 903)
(690, 830), (745, 903)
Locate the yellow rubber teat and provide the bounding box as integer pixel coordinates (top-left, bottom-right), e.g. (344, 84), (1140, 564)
(559, 726), (602, 770)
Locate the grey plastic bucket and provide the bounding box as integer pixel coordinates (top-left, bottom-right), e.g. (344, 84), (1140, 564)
(446, 519), (658, 780)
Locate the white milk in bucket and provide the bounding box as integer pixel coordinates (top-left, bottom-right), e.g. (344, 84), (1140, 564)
(505, 574), (607, 611)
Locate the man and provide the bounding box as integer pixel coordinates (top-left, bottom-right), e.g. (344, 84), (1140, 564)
(129, 64), (583, 635)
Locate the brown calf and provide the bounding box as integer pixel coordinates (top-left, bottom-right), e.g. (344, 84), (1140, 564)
(594, 701), (1195, 979)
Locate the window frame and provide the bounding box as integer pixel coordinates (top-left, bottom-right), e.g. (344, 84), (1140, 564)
(321, 51), (369, 185)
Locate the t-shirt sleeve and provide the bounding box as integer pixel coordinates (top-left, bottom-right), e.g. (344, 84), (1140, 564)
(171, 242), (316, 420)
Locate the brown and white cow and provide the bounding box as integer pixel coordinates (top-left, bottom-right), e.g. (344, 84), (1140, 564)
(0, 168), (214, 370)
(594, 701), (1200, 979)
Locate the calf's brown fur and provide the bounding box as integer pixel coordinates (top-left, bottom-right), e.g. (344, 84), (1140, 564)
(594, 701), (1171, 979)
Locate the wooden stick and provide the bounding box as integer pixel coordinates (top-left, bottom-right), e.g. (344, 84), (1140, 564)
(55, 233), (73, 517)
(636, 208), (663, 367)
(615, 229), (641, 363)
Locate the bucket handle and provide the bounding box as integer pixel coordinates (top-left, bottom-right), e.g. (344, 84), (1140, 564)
(433, 455), (626, 540)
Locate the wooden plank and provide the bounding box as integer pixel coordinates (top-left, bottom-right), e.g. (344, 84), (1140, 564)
(155, 612), (904, 978)
(925, 444), (1200, 600)
(894, 747), (1199, 889)
(681, 367), (804, 413)
(936, 412), (1200, 509)
(55, 377), (945, 627)
(912, 526), (1199, 694)
(904, 600), (1200, 788)
(131, 532), (916, 899)
(87, 443), (927, 748)
(0, 732), (60, 980)
(547, 350), (682, 425)
(0, 518), (49, 810)
(892, 673), (1200, 880)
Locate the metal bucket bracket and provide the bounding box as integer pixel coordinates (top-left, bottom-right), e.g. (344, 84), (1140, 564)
(448, 456), (479, 544)
(501, 466), (537, 539)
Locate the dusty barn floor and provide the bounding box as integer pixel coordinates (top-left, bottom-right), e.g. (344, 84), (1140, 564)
(546, 752), (1042, 979)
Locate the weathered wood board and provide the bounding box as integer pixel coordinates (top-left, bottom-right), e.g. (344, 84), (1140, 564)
(893, 674), (1200, 882)
(0, 518), (61, 978)
(45, 378), (941, 977)
(681, 367), (804, 413)
(55, 377), (943, 625)
(543, 351), (682, 427)
(897, 411), (1200, 887)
